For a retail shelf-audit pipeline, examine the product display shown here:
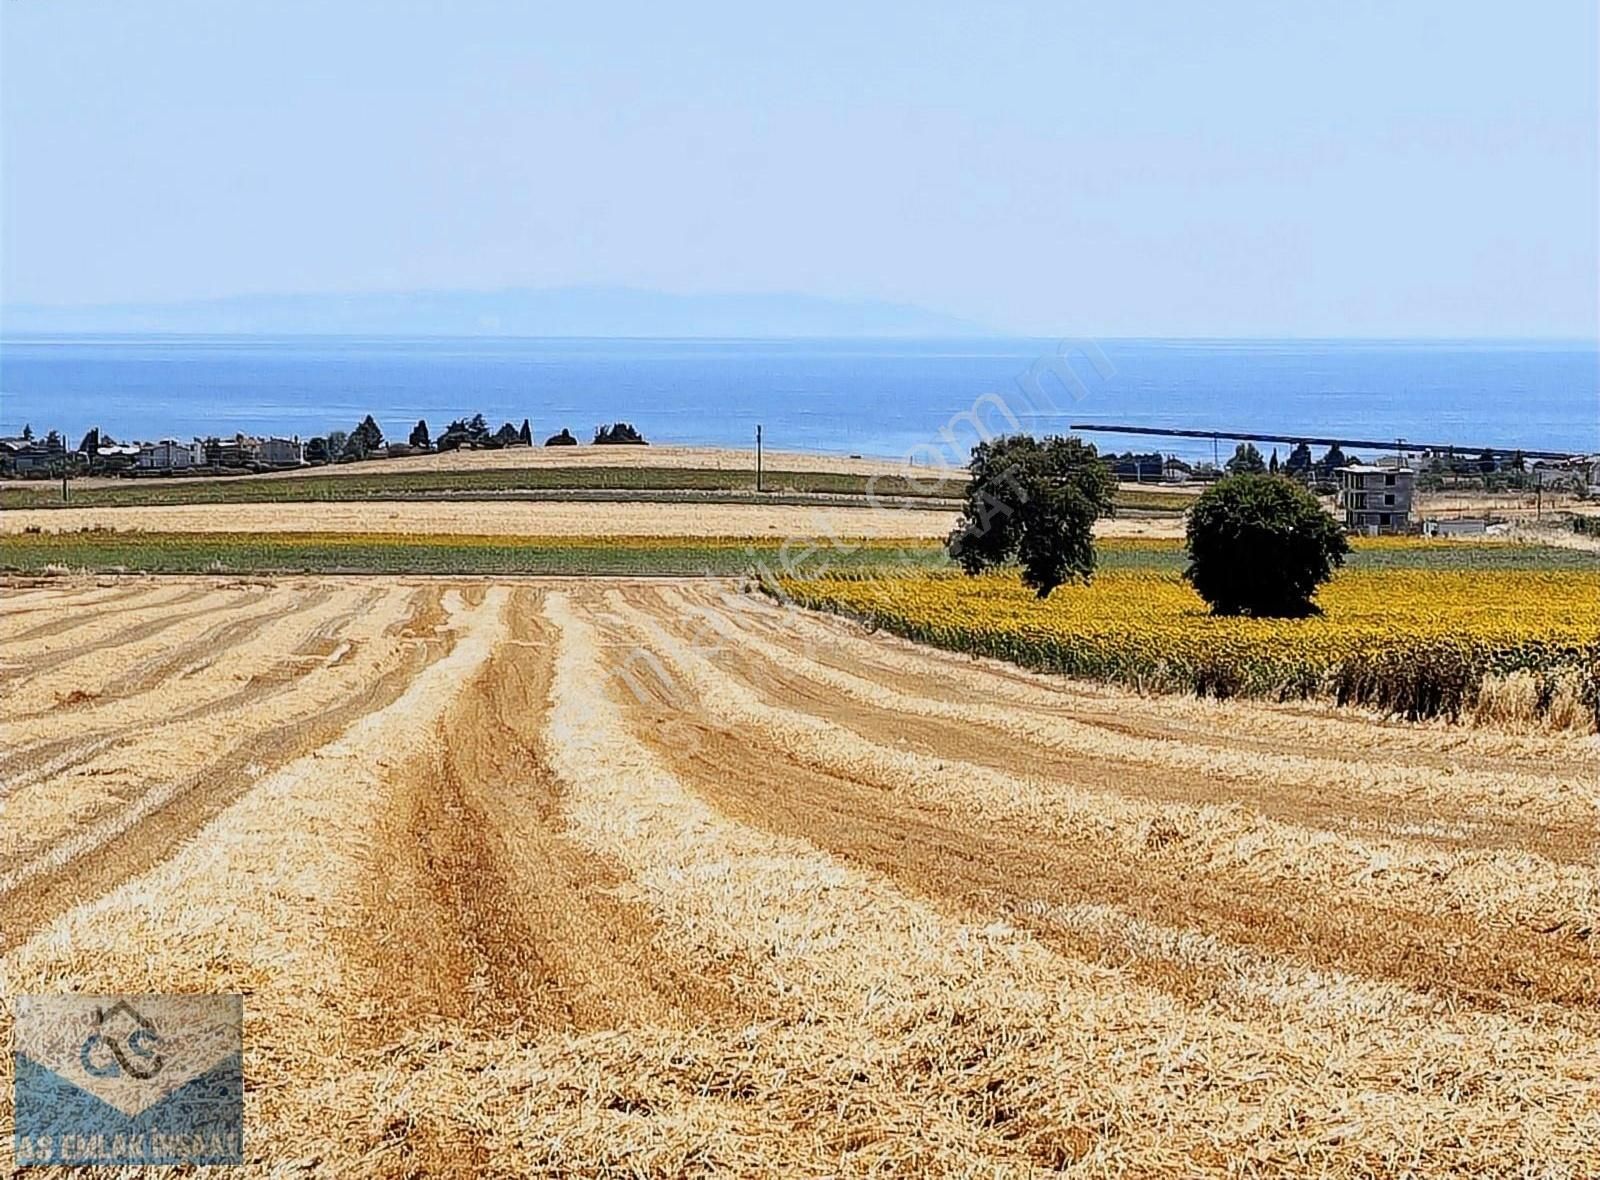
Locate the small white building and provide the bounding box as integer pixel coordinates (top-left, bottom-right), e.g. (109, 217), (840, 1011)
(1534, 455), (1600, 495)
(1336, 464), (1414, 533)
(255, 436), (303, 467)
(136, 439), (196, 470)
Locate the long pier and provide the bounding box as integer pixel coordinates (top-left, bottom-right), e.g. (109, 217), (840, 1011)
(1069, 423), (1577, 461)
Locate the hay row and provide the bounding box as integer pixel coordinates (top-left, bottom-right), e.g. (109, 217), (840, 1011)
(609, 590), (1600, 957)
(676, 587), (1598, 836)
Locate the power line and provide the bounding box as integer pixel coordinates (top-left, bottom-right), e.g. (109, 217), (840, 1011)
(1062, 422), (1574, 460)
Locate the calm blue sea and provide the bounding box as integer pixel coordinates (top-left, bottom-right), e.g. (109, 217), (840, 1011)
(0, 336), (1595, 464)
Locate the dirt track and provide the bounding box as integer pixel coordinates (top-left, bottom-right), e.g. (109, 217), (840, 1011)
(2, 577), (1597, 1175)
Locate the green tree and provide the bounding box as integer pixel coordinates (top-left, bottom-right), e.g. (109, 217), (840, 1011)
(1284, 442), (1314, 478)
(1268, 447), (1279, 474)
(1184, 474), (1350, 617)
(354, 414), (384, 451)
(946, 434), (1117, 598)
(1226, 442), (1268, 475)
(409, 419), (431, 449)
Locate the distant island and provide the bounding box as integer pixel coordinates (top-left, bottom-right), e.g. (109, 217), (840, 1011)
(0, 285), (995, 338)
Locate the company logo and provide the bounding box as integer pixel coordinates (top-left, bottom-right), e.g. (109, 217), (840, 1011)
(13, 994), (243, 1166)
(79, 1000), (165, 1080)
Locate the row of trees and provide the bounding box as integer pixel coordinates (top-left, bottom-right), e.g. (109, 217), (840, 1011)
(1104, 442), (1365, 483)
(302, 415), (648, 464)
(1222, 441), (1362, 478)
(950, 435), (1348, 617)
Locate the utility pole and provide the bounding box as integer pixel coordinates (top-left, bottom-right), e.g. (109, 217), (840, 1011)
(755, 424), (763, 493)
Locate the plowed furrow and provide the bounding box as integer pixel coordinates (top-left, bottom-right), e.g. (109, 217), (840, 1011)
(0, 599), (446, 951)
(359, 588), (752, 1039)
(680, 606), (1595, 862)
(0, 585), (380, 794)
(604, 589), (1600, 1013)
(0, 585), (248, 689)
(740, 588), (1600, 775)
(0, 580), (156, 628)
(543, 587), (1598, 1175)
(0, 584), (330, 722)
(679, 588), (1599, 859)
(0, 581), (214, 647)
(635, 700), (1599, 1023)
(0, 581), (181, 640)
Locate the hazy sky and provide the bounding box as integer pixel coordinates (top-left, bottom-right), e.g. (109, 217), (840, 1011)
(3, 1), (1596, 336)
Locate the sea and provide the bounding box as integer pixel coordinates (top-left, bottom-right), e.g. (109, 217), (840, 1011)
(1, 336), (1595, 465)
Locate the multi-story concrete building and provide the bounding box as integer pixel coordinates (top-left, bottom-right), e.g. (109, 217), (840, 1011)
(1336, 464), (1414, 533)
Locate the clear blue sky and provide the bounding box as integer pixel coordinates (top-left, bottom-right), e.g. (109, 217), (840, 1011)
(2, 0), (1595, 337)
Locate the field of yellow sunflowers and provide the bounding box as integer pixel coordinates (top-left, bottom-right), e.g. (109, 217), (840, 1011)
(776, 539), (1600, 729)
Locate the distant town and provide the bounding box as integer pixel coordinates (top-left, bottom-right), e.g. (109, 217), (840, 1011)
(3, 415), (1596, 540)
(0, 415), (649, 477)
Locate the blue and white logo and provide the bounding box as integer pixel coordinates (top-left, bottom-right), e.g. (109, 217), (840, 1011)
(13, 994), (243, 1166)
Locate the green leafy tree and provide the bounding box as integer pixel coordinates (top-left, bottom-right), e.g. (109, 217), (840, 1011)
(1268, 447), (1279, 474)
(947, 434), (1117, 598)
(409, 419), (430, 449)
(1184, 474), (1350, 617)
(1226, 442), (1268, 475)
(1283, 442), (1313, 478)
(354, 415), (384, 451)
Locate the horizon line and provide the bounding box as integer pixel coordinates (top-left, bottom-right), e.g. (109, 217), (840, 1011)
(2, 330), (1597, 344)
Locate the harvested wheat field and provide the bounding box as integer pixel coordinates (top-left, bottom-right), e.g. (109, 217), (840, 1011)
(0, 501), (1192, 540)
(81, 444), (960, 487)
(0, 500), (960, 539)
(2, 576), (1599, 1176)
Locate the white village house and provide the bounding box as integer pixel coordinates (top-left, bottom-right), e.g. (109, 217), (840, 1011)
(136, 439), (202, 470)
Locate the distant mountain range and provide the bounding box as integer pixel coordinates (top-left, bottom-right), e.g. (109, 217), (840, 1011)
(0, 286), (994, 337)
